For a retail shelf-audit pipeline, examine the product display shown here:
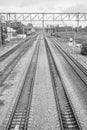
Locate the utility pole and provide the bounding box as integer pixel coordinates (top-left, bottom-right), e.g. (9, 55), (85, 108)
(76, 13), (79, 41)
(8, 13), (11, 41)
(74, 12), (80, 46)
(65, 25), (67, 42)
(0, 20), (2, 46)
(42, 13), (44, 33)
(22, 25), (25, 38)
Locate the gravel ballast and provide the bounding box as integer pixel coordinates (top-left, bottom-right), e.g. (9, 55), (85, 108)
(28, 36), (60, 130)
(0, 37), (39, 129)
(47, 37), (87, 130)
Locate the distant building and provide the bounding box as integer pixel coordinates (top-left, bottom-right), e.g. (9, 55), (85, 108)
(27, 23), (33, 31)
(6, 27), (16, 41)
(27, 23), (35, 35)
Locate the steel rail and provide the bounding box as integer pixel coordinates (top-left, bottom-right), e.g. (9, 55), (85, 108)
(49, 37), (87, 88)
(0, 37), (37, 88)
(4, 36), (40, 130)
(45, 37), (82, 130)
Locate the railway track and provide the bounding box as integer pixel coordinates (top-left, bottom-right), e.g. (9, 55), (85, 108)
(0, 34), (37, 62)
(0, 37), (37, 87)
(49, 36), (87, 88)
(3, 36), (40, 130)
(1, 33), (86, 130)
(45, 37), (82, 130)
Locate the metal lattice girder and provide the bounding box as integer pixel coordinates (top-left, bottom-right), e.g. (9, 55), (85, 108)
(0, 12), (87, 22)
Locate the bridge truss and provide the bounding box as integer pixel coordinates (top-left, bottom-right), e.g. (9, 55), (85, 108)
(0, 12), (87, 27)
(0, 12), (87, 45)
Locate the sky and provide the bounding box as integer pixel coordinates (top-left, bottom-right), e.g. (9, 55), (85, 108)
(0, 0), (87, 27)
(0, 0), (87, 12)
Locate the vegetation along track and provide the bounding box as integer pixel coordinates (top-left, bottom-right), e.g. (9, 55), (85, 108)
(45, 38), (82, 130)
(49, 36), (87, 88)
(0, 36), (37, 87)
(4, 36), (40, 130)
